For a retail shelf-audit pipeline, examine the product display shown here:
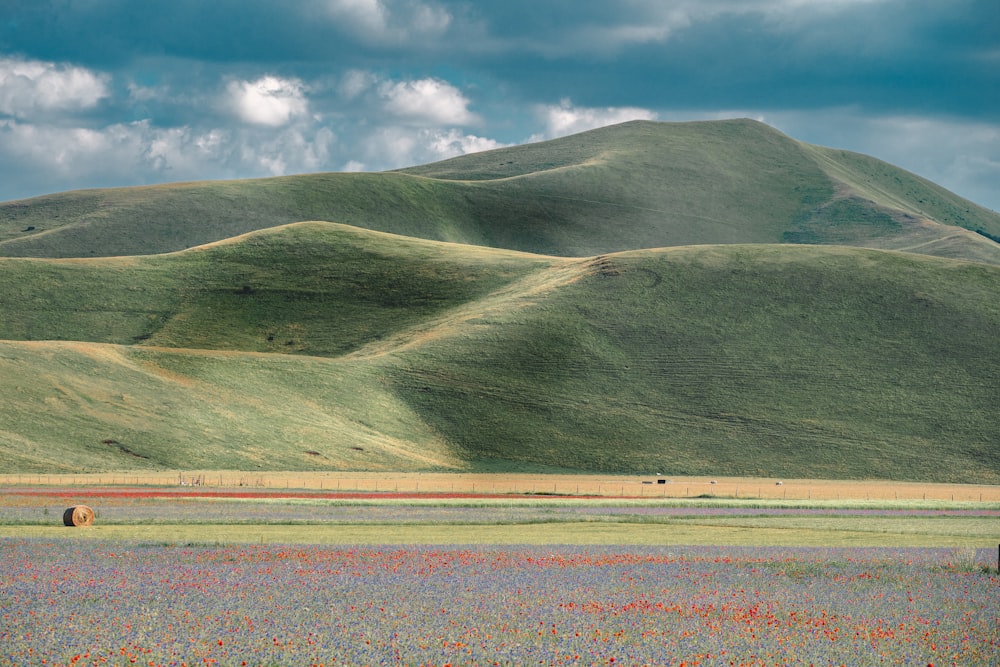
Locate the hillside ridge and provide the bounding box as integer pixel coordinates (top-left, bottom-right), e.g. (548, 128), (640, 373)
(1, 119), (997, 263)
(1, 222), (997, 481)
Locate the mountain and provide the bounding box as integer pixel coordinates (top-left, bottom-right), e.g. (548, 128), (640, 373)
(1, 120), (997, 481)
(2, 120), (998, 264)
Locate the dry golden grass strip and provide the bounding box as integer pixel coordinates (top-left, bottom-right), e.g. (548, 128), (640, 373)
(4, 471), (998, 502)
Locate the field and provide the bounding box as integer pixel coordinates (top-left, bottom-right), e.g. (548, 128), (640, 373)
(2, 475), (998, 665)
(2, 542), (997, 666)
(4, 471), (1000, 503)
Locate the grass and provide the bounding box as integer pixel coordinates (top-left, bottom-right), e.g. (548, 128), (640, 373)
(0, 225), (997, 480)
(184, 496), (1000, 511)
(0, 221), (552, 352)
(389, 244), (1000, 481)
(3, 517), (994, 547)
(2, 119), (997, 263)
(0, 120), (998, 481)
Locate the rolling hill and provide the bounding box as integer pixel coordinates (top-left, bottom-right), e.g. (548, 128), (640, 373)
(2, 120), (998, 263)
(0, 120), (997, 481)
(1, 222), (997, 481)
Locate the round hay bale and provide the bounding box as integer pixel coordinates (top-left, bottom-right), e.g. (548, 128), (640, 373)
(63, 505), (95, 527)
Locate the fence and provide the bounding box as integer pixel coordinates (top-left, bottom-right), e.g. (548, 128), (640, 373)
(0, 472), (997, 502)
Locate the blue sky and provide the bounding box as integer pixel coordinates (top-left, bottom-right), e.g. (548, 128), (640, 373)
(1, 0), (997, 210)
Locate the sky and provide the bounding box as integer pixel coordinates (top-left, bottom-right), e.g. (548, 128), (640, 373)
(0, 0), (997, 211)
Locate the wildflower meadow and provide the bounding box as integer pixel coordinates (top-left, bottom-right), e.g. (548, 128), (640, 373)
(2, 540), (997, 667)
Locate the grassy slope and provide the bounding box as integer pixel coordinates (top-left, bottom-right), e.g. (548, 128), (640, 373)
(399, 119), (834, 254)
(1, 120), (997, 480)
(2, 120), (998, 263)
(1, 224), (997, 482)
(792, 144), (1000, 263)
(0, 222), (557, 472)
(388, 245), (999, 483)
(0, 341), (461, 472)
(0, 173), (490, 258)
(0, 221), (551, 355)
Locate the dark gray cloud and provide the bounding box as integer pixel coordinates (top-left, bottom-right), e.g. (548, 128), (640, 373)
(464, 0), (998, 119)
(0, 0), (997, 210)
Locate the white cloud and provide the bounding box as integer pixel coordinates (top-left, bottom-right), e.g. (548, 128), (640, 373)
(566, 7), (692, 52)
(380, 78), (477, 126)
(326, 0), (389, 35)
(226, 76), (309, 127)
(0, 118), (338, 198)
(339, 69), (377, 100)
(251, 126), (337, 175)
(536, 100), (658, 139)
(357, 125), (505, 170)
(409, 1), (452, 34)
(0, 119), (146, 184)
(0, 57), (109, 118)
(142, 125), (229, 175)
(322, 0), (451, 43)
(426, 128), (504, 159)
(754, 0), (888, 17)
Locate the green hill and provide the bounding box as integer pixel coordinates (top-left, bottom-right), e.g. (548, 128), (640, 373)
(1, 223), (996, 482)
(0, 222), (549, 355)
(1, 120), (997, 480)
(387, 244), (999, 482)
(2, 120), (998, 263)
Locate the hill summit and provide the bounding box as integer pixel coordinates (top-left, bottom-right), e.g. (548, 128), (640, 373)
(2, 119), (998, 264)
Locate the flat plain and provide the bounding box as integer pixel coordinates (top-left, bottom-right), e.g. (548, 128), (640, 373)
(2, 477), (998, 666)
(2, 473), (997, 547)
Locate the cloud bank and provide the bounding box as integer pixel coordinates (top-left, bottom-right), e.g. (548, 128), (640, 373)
(0, 57), (109, 118)
(0, 0), (995, 210)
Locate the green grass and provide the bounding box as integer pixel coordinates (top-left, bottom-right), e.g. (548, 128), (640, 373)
(2, 517), (994, 547)
(805, 143), (1000, 237)
(3, 119), (997, 263)
(1, 120), (998, 480)
(0, 221), (552, 352)
(0, 223), (997, 480)
(0, 341), (468, 471)
(389, 244), (1000, 482)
